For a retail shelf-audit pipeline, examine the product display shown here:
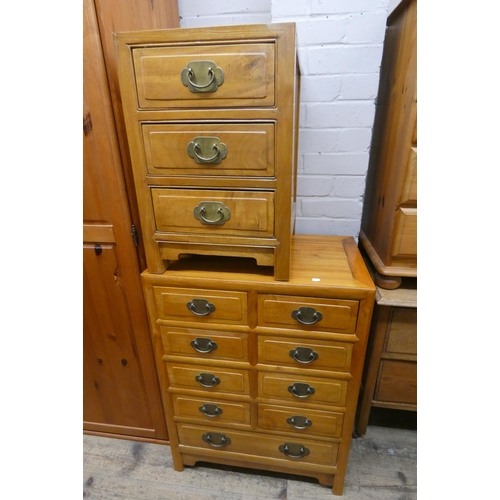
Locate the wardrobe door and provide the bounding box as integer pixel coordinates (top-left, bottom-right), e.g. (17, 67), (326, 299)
(83, 0), (178, 442)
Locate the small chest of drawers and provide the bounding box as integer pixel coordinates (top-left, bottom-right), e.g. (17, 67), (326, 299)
(355, 277), (417, 436)
(141, 235), (375, 495)
(114, 23), (300, 280)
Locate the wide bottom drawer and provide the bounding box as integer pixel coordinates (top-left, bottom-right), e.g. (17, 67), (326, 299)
(177, 423), (339, 466)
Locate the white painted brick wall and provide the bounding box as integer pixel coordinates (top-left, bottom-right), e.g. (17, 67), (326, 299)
(176, 0), (390, 240)
(178, 0), (271, 27)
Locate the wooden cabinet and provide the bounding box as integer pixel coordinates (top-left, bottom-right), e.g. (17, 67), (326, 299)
(360, 0), (417, 289)
(141, 235), (375, 495)
(83, 0), (179, 442)
(114, 23), (300, 280)
(355, 277), (417, 436)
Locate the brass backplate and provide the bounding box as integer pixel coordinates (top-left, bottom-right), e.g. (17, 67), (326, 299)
(187, 136), (228, 165)
(181, 60), (224, 93)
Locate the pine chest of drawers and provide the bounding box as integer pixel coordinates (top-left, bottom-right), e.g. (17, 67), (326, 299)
(141, 235), (375, 495)
(114, 23), (300, 280)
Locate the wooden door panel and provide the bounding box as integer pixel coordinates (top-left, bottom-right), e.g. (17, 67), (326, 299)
(83, 0), (176, 441)
(83, 245), (156, 436)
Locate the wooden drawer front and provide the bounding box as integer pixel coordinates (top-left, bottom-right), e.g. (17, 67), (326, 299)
(375, 360), (417, 405)
(154, 287), (248, 326)
(133, 43), (275, 109)
(391, 208), (417, 257)
(167, 363), (250, 395)
(172, 395), (251, 426)
(143, 123), (275, 177)
(177, 424), (339, 466)
(152, 188), (275, 238)
(258, 372), (348, 407)
(258, 295), (359, 334)
(400, 146), (417, 204)
(258, 336), (352, 373)
(258, 404), (344, 439)
(160, 327), (249, 362)
(385, 308), (417, 355)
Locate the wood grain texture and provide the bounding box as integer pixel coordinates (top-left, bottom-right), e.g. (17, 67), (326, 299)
(93, 0), (180, 271)
(360, 0), (417, 281)
(84, 0), (172, 441)
(140, 235), (376, 495)
(114, 23), (299, 280)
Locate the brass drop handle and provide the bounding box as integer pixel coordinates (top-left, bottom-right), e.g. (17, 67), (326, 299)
(191, 337), (218, 353)
(289, 347), (319, 364)
(288, 382), (315, 399)
(291, 306), (323, 325)
(181, 60), (224, 93)
(279, 443), (310, 459)
(193, 202), (231, 226)
(202, 432), (231, 448)
(199, 403), (223, 418)
(286, 415), (313, 430)
(195, 372), (221, 388)
(186, 66), (216, 89)
(200, 206), (225, 224)
(193, 142), (221, 163)
(187, 298), (216, 316)
(187, 137), (228, 165)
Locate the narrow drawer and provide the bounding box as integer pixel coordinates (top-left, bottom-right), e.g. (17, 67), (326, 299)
(375, 360), (417, 405)
(258, 404), (344, 438)
(153, 286), (248, 326)
(258, 295), (358, 334)
(132, 43), (275, 109)
(258, 372), (348, 407)
(161, 327), (249, 362)
(385, 307), (417, 355)
(167, 363), (250, 395)
(258, 336), (352, 372)
(142, 123), (275, 177)
(177, 423), (339, 467)
(391, 208), (417, 257)
(172, 395), (251, 426)
(152, 188), (275, 238)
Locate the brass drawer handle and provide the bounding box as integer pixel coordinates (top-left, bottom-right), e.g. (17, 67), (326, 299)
(202, 432), (231, 448)
(181, 60), (224, 93)
(187, 136), (228, 165)
(193, 202), (231, 226)
(279, 443), (310, 459)
(286, 415), (313, 430)
(287, 382), (315, 399)
(187, 298), (216, 316)
(291, 306), (323, 325)
(195, 372), (221, 388)
(289, 347), (319, 364)
(191, 337), (218, 353)
(199, 403), (223, 418)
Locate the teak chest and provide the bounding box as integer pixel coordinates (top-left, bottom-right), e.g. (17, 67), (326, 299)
(114, 23), (300, 281)
(141, 235), (375, 495)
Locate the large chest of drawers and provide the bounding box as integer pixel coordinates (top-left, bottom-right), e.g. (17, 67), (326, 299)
(141, 235), (375, 495)
(114, 23), (300, 280)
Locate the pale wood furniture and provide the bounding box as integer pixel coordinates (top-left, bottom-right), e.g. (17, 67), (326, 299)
(141, 235), (375, 495)
(114, 23), (300, 280)
(360, 0), (417, 289)
(83, 0), (179, 442)
(355, 276), (417, 436)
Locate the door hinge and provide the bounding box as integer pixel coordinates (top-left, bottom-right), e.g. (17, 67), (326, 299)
(131, 224), (139, 247)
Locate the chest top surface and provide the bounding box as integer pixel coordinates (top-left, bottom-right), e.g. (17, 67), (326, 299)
(142, 235), (375, 299)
